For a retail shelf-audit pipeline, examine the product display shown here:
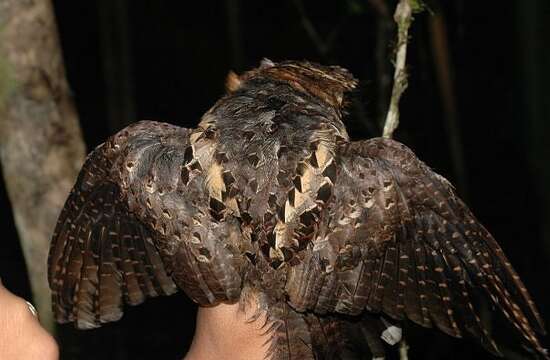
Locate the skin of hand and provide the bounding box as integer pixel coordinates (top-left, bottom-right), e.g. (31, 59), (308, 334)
(184, 302), (270, 360)
(0, 282), (59, 360)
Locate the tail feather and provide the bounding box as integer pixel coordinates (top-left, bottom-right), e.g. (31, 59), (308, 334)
(266, 303), (400, 359)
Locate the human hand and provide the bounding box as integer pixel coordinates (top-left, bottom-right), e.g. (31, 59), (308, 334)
(0, 281), (59, 360)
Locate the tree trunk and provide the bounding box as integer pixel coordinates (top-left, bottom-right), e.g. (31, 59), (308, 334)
(0, 0), (86, 333)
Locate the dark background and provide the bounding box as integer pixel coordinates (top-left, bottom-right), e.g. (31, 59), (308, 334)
(1, 1), (549, 359)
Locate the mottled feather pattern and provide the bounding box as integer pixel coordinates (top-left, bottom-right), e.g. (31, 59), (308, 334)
(49, 60), (547, 359)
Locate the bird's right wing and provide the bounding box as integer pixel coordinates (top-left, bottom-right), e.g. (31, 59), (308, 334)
(48, 121), (245, 329)
(285, 138), (547, 357)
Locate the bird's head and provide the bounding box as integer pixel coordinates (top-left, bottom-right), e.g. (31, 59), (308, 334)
(226, 59), (358, 109)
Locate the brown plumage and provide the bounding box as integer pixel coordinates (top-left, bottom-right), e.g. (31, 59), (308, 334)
(48, 59), (547, 359)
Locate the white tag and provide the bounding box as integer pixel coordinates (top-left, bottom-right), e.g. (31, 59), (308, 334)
(380, 325), (402, 345)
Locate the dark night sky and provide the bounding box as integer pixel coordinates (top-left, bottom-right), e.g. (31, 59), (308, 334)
(1, 1), (549, 359)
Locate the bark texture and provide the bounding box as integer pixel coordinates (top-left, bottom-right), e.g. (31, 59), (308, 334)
(383, 0), (413, 139)
(0, 0), (86, 332)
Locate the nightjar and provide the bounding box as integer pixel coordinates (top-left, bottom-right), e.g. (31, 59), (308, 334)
(48, 59), (547, 359)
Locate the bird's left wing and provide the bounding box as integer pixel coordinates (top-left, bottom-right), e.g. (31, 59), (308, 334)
(286, 138), (546, 357)
(48, 121), (245, 329)
(48, 122), (180, 328)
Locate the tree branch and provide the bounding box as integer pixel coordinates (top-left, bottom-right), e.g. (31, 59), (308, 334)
(373, 2), (394, 129)
(98, 0), (136, 133)
(399, 339), (410, 360)
(292, 0), (345, 58)
(381, 1), (418, 358)
(383, 0), (414, 139)
(428, 10), (469, 197)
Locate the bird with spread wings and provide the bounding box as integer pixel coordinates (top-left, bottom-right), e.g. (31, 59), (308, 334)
(48, 60), (547, 359)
